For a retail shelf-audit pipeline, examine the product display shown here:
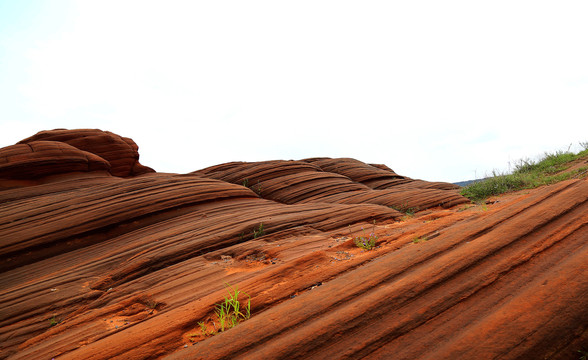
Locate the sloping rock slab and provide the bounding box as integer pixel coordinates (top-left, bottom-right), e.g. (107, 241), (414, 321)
(165, 179), (588, 360)
(0, 173), (399, 359)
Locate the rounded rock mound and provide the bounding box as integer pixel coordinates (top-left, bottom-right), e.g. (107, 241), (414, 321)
(17, 128), (154, 177)
(0, 141), (111, 180)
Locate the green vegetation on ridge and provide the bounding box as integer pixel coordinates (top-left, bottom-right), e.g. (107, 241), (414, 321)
(460, 143), (588, 202)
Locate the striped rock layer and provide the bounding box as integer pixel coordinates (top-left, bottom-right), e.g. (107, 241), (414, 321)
(0, 129), (586, 360)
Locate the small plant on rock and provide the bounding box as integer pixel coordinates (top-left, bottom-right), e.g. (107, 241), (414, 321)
(195, 283), (251, 338)
(392, 202), (419, 217)
(197, 321), (216, 336)
(253, 223), (265, 238)
(146, 298), (159, 310)
(412, 236), (428, 244)
(48, 316), (61, 327)
(215, 283), (251, 332)
(350, 220), (378, 251)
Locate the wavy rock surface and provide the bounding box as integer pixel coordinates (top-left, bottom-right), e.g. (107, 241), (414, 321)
(16, 129), (154, 178)
(0, 141), (111, 181)
(0, 130), (586, 360)
(304, 157), (462, 191)
(193, 159), (469, 210)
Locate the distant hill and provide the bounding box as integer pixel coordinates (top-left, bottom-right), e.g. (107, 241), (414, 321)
(454, 178), (488, 187)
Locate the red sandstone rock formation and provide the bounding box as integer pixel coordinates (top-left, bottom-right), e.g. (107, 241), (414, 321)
(0, 130), (586, 360)
(193, 159), (469, 210)
(304, 157), (461, 191)
(0, 141), (111, 180)
(16, 128), (154, 178)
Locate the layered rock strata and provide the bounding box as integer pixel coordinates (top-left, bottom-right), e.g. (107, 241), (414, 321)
(0, 129), (586, 360)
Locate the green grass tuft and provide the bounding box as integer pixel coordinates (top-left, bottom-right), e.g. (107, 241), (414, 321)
(461, 145), (588, 202)
(253, 223), (265, 238)
(215, 283), (251, 333)
(197, 283), (251, 337)
(412, 236), (428, 244)
(460, 170), (530, 202)
(390, 203), (419, 217)
(513, 150), (576, 174)
(197, 321), (216, 336)
(48, 316), (61, 327)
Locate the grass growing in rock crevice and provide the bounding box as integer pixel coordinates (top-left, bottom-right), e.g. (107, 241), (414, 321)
(461, 145), (588, 202)
(195, 283), (251, 338)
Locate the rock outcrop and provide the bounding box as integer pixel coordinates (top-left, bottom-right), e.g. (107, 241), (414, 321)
(0, 141), (111, 180)
(0, 129), (586, 360)
(193, 159), (469, 211)
(15, 129), (154, 179)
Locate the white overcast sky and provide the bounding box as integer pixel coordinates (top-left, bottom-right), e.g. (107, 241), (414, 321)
(1, 1), (587, 182)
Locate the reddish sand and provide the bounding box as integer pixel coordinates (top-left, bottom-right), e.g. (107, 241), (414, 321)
(0, 129), (586, 359)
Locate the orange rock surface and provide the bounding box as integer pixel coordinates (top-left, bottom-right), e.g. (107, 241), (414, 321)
(0, 129), (586, 360)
